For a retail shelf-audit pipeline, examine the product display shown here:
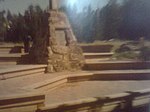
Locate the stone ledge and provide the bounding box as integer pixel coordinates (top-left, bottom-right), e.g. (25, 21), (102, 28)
(83, 52), (114, 59)
(20, 70), (150, 92)
(68, 69), (150, 82)
(0, 65), (47, 75)
(81, 44), (113, 53)
(23, 75), (68, 91)
(86, 60), (150, 64)
(38, 93), (129, 112)
(83, 52), (114, 56)
(0, 65), (47, 80)
(0, 53), (24, 58)
(0, 68), (45, 80)
(37, 89), (150, 112)
(0, 92), (45, 109)
(84, 61), (150, 70)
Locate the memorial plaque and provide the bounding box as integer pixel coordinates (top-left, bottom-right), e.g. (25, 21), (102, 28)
(55, 30), (66, 46)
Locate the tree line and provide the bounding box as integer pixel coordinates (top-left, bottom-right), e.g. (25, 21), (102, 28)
(0, 0), (150, 42)
(62, 0), (150, 42)
(0, 5), (48, 42)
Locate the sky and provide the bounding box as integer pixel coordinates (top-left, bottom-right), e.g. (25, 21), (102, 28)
(0, 0), (109, 14)
(63, 0), (109, 12)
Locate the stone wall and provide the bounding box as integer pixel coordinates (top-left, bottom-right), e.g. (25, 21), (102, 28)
(29, 10), (85, 72)
(37, 88), (150, 112)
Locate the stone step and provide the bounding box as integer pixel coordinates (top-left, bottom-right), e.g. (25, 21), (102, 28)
(0, 62), (17, 65)
(0, 49), (11, 54)
(0, 53), (22, 58)
(19, 69), (150, 92)
(85, 58), (110, 63)
(0, 53), (25, 65)
(68, 69), (150, 82)
(0, 65), (47, 80)
(0, 45), (23, 54)
(23, 75), (68, 92)
(84, 52), (114, 59)
(39, 89), (150, 112)
(22, 69), (150, 93)
(81, 45), (113, 53)
(83, 61), (150, 70)
(0, 53), (29, 65)
(0, 92), (45, 112)
(0, 44), (15, 47)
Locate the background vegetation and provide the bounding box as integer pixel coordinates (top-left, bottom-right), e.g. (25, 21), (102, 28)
(0, 0), (150, 42)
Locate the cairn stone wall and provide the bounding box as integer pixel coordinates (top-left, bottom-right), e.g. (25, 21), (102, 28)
(29, 10), (85, 72)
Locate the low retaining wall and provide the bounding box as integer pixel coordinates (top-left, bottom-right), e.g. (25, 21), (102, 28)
(0, 92), (45, 112)
(37, 89), (150, 112)
(81, 45), (113, 53)
(84, 61), (150, 70)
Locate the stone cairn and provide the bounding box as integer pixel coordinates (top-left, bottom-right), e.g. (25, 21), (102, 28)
(29, 0), (85, 72)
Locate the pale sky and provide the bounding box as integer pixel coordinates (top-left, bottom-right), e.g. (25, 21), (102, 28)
(0, 0), (109, 14)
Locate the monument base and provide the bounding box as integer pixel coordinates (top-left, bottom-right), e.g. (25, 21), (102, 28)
(29, 10), (85, 72)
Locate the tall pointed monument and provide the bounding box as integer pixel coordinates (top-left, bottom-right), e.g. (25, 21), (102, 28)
(29, 0), (85, 72)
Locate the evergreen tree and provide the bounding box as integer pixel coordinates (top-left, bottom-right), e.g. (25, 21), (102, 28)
(120, 0), (150, 40)
(0, 10), (6, 41)
(102, 0), (122, 40)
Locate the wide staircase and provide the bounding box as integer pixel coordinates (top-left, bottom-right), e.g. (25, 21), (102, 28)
(81, 44), (114, 62)
(0, 45), (24, 65)
(0, 43), (150, 112)
(82, 44), (150, 80)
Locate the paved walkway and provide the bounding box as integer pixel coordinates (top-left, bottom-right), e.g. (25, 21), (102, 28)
(0, 69), (83, 96)
(46, 80), (150, 105)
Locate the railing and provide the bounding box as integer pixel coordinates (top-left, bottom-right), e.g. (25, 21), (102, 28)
(37, 89), (150, 112)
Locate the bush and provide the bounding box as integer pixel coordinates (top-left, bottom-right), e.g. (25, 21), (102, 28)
(139, 46), (150, 61)
(115, 44), (131, 53)
(114, 51), (138, 60)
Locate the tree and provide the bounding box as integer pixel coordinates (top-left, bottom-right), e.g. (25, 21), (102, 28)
(120, 0), (150, 40)
(0, 10), (6, 41)
(101, 0), (122, 40)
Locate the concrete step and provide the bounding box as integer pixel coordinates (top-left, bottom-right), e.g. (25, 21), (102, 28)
(85, 58), (111, 63)
(81, 45), (113, 53)
(68, 69), (150, 82)
(0, 49), (12, 54)
(0, 65), (47, 80)
(23, 69), (150, 92)
(0, 45), (23, 54)
(84, 52), (114, 59)
(39, 89), (150, 112)
(83, 61), (150, 70)
(0, 92), (45, 112)
(0, 53), (25, 65)
(23, 75), (68, 92)
(0, 53), (22, 58)
(0, 62), (17, 65)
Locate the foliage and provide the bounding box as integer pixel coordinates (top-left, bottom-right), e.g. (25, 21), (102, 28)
(1, 0), (150, 42)
(114, 51), (138, 60)
(115, 44), (131, 53)
(0, 5), (48, 42)
(0, 11), (7, 41)
(139, 46), (150, 61)
(61, 0), (150, 42)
